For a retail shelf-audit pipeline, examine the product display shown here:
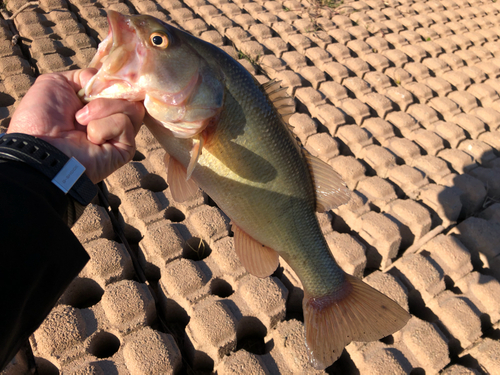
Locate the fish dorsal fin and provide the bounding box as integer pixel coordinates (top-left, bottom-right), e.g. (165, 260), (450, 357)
(303, 150), (351, 212)
(261, 79), (295, 124)
(232, 223), (279, 278)
(165, 153), (199, 202)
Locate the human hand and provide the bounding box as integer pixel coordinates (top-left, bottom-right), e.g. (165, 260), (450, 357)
(7, 68), (145, 184)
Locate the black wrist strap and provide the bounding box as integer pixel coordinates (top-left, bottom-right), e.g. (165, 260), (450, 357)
(0, 133), (97, 206)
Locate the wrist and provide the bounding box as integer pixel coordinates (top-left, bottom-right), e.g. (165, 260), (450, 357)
(0, 133), (97, 206)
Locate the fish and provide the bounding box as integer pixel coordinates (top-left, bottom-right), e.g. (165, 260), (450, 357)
(83, 10), (410, 369)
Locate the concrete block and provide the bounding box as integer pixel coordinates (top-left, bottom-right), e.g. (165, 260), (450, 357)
(267, 320), (317, 374)
(322, 61), (350, 83)
(442, 71), (472, 91)
(359, 144), (397, 178)
(458, 140), (497, 166)
(188, 206), (229, 242)
(386, 111), (420, 138)
(409, 129), (445, 156)
(478, 202), (500, 224)
(288, 113), (317, 144)
(455, 272), (500, 324)
(441, 173), (486, 217)
(417, 184), (462, 227)
(386, 199), (432, 248)
(427, 291), (482, 351)
(407, 104), (440, 128)
(348, 341), (412, 375)
(393, 316), (450, 374)
(333, 190), (371, 232)
(364, 271), (409, 312)
(336, 124), (373, 155)
(101, 280), (156, 334)
(384, 87), (415, 112)
(463, 338), (500, 374)
(160, 258), (207, 302)
(185, 299), (237, 368)
(106, 162), (148, 194)
(325, 232), (366, 278)
(449, 217), (500, 268)
(438, 149), (478, 174)
(404, 83), (435, 107)
(357, 176), (398, 210)
(0, 55), (33, 78)
(387, 165), (429, 199)
(385, 137), (421, 165)
(123, 327), (181, 375)
(382, 50), (410, 68)
(328, 155), (366, 190)
(120, 189), (164, 225)
(79, 239), (133, 287)
(358, 211), (402, 269)
(421, 234), (473, 283)
(138, 221), (184, 280)
(364, 72), (392, 92)
(361, 117), (395, 144)
(236, 275), (287, 329)
(33, 305), (86, 359)
(389, 253), (445, 303)
(215, 350), (267, 374)
(319, 81), (349, 106)
(440, 364), (480, 375)
(210, 237), (246, 277)
(314, 104), (348, 136)
(411, 155), (453, 184)
(305, 132), (340, 162)
(72, 204), (114, 244)
(469, 166), (500, 197)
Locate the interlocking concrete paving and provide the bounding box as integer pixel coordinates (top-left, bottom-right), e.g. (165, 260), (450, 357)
(2, 0), (500, 373)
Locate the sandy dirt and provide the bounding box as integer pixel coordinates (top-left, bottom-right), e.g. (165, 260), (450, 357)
(1, 0), (500, 373)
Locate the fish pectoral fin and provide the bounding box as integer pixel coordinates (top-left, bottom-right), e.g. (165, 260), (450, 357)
(303, 150), (351, 212)
(232, 223), (279, 278)
(303, 273), (410, 370)
(166, 153), (199, 203)
(186, 135), (204, 180)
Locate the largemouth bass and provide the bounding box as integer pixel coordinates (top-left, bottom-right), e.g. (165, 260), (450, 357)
(83, 10), (410, 369)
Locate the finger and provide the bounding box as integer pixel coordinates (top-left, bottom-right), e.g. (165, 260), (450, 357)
(86, 113), (137, 153)
(76, 98), (145, 130)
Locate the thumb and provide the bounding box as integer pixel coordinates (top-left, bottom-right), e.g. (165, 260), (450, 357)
(58, 68), (99, 93)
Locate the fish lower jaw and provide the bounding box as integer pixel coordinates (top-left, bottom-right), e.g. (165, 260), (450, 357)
(154, 118), (203, 138)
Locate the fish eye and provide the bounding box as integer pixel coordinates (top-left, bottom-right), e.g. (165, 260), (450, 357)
(150, 32), (168, 48)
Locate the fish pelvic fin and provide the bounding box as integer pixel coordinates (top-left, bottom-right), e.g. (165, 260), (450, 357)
(186, 135), (204, 180)
(303, 273), (410, 370)
(166, 153), (199, 202)
(232, 223), (280, 278)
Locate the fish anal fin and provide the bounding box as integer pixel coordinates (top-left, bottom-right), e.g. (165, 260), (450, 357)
(303, 150), (351, 212)
(232, 223), (279, 278)
(303, 273), (410, 370)
(166, 153), (199, 202)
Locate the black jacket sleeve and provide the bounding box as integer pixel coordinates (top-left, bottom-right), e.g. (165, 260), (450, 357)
(0, 160), (90, 370)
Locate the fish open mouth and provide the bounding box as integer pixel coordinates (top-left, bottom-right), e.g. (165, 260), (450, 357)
(82, 10), (145, 101)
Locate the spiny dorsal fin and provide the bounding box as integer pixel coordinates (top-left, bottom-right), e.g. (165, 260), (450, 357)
(232, 223), (280, 278)
(303, 149), (351, 212)
(261, 79), (295, 125)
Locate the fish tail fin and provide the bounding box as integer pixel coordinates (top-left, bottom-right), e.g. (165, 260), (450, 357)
(303, 273), (410, 370)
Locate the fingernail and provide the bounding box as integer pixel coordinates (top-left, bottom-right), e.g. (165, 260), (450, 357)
(76, 105), (89, 123)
